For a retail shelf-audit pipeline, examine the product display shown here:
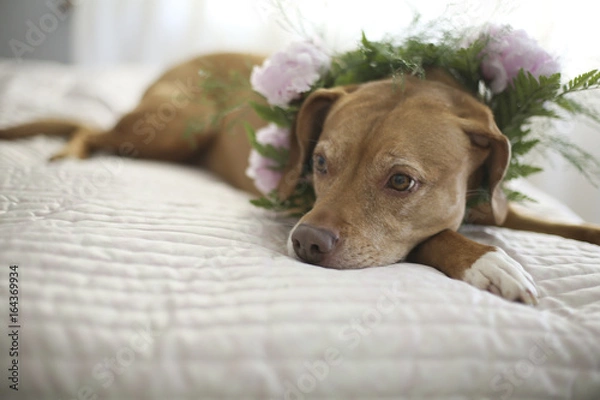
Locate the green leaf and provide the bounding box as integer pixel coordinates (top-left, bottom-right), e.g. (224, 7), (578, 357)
(250, 197), (277, 209)
(250, 101), (293, 128)
(505, 161), (543, 181)
(511, 138), (540, 157)
(504, 189), (536, 203)
(249, 182), (316, 216)
(245, 123), (289, 168)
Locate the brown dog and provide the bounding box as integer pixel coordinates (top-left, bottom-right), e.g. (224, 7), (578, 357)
(2, 53), (599, 305)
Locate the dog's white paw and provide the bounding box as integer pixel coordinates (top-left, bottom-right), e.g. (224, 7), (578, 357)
(462, 248), (538, 305)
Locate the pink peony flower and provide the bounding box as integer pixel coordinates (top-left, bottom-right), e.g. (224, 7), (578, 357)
(245, 123), (291, 195)
(250, 40), (330, 107)
(246, 151), (284, 195)
(255, 122), (290, 149)
(478, 25), (560, 93)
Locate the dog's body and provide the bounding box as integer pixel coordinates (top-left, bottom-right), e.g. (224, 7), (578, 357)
(2, 53), (599, 305)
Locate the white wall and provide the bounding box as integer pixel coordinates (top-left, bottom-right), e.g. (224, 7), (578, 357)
(1, 0), (598, 222)
(0, 0), (73, 62)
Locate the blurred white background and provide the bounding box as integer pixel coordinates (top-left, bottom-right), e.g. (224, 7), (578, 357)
(1, 0), (599, 222)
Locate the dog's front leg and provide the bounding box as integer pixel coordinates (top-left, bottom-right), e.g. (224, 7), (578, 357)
(407, 230), (538, 305)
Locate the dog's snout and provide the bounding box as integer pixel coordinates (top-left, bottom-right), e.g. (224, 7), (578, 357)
(292, 224), (339, 265)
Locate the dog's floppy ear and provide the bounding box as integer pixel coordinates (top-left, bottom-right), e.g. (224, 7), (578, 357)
(458, 99), (511, 225)
(277, 87), (351, 199)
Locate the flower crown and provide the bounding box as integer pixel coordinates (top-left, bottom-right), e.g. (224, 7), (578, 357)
(245, 24), (600, 214)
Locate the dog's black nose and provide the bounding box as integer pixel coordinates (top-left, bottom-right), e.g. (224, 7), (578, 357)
(292, 224), (339, 265)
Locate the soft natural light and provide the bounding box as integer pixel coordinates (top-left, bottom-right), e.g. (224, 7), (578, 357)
(74, 0), (600, 74)
(69, 0), (600, 223)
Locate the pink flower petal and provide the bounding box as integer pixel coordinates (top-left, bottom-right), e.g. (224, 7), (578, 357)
(246, 124), (291, 195)
(251, 41), (330, 107)
(477, 25), (560, 93)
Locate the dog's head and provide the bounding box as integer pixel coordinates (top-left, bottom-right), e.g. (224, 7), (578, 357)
(278, 72), (510, 269)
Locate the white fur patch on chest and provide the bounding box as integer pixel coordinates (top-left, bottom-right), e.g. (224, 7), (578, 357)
(463, 248), (539, 305)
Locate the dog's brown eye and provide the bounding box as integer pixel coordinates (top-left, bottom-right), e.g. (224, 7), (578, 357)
(313, 155), (327, 174)
(388, 174), (415, 192)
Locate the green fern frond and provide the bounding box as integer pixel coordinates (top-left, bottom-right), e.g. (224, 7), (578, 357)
(538, 135), (600, 186)
(505, 161), (543, 181)
(492, 71), (562, 138)
(504, 188), (536, 203)
(553, 96), (600, 124)
(511, 138), (540, 156)
(250, 183), (315, 216)
(561, 69), (600, 95)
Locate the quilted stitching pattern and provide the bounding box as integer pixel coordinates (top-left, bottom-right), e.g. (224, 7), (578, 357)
(0, 61), (599, 400)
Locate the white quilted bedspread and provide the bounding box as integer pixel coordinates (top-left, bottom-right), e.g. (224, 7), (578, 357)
(0, 60), (599, 400)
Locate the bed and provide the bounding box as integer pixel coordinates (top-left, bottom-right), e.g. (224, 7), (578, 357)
(1, 59), (599, 400)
